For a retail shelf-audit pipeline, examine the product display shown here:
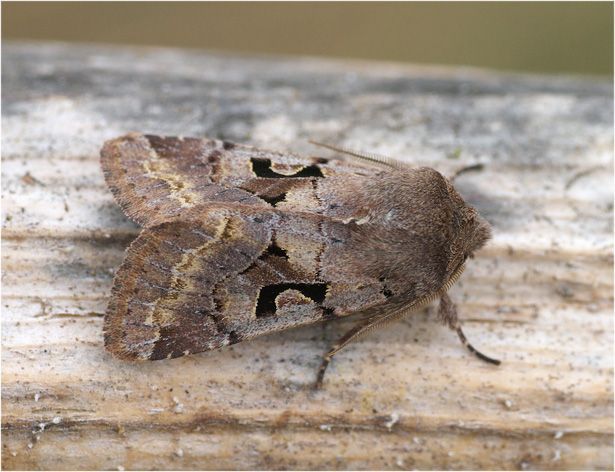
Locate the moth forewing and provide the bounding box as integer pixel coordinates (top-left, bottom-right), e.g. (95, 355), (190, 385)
(101, 133), (499, 385)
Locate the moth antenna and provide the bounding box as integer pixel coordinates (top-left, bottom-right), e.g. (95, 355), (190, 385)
(450, 163), (484, 182)
(455, 324), (501, 365)
(314, 300), (424, 389)
(315, 264), (472, 389)
(308, 140), (403, 170)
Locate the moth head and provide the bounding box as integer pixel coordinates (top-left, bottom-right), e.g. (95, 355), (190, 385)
(460, 208), (492, 259)
(445, 180), (492, 273)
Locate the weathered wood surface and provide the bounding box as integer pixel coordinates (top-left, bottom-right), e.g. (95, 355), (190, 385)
(2, 42), (613, 470)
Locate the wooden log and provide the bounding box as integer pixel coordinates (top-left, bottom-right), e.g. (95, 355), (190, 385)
(2, 41), (613, 470)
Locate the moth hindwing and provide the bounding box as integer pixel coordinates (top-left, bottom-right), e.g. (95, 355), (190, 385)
(101, 133), (499, 384)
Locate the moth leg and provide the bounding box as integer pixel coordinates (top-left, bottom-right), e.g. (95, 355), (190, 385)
(314, 304), (414, 389)
(438, 293), (501, 365)
(314, 319), (371, 390)
(308, 140), (403, 170)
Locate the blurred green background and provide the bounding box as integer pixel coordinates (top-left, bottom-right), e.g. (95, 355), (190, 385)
(3, 2), (613, 76)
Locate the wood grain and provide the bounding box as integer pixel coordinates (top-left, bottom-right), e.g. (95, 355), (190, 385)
(2, 42), (613, 470)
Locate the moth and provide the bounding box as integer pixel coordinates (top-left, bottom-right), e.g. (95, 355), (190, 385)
(101, 133), (500, 387)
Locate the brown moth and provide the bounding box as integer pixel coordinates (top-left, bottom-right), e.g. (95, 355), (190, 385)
(101, 133), (500, 387)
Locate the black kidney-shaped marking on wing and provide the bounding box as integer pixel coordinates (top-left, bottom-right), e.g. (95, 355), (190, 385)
(251, 158), (324, 178)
